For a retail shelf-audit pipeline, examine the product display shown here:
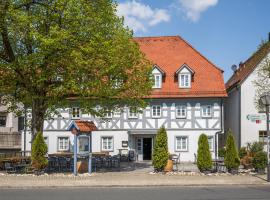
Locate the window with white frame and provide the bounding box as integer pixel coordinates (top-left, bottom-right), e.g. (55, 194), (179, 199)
(153, 74), (162, 88)
(71, 107), (81, 119)
(104, 111), (113, 118)
(179, 73), (191, 88)
(176, 105), (187, 118)
(208, 136), (214, 151)
(202, 105), (212, 118)
(175, 136), (188, 151)
(128, 107), (138, 118)
(152, 105), (161, 118)
(58, 137), (69, 151)
(101, 136), (113, 151)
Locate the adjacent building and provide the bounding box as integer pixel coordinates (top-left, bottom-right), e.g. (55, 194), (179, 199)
(23, 36), (227, 162)
(225, 37), (270, 149)
(0, 105), (23, 154)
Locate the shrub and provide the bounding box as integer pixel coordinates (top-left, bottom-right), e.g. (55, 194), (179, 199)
(252, 151), (267, 171)
(249, 142), (264, 157)
(31, 132), (48, 171)
(197, 134), (212, 171)
(224, 131), (240, 171)
(239, 147), (247, 159)
(218, 148), (226, 158)
(152, 126), (169, 171)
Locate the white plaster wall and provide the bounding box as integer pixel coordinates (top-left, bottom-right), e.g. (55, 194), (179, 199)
(240, 68), (267, 147)
(43, 131), (75, 154)
(91, 131), (128, 155)
(167, 130), (217, 162)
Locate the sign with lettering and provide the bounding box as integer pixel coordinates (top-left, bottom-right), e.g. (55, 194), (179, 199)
(246, 114), (266, 122)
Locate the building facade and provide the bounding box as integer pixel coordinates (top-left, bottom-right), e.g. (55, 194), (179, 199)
(23, 36), (227, 162)
(225, 37), (270, 149)
(0, 105), (23, 154)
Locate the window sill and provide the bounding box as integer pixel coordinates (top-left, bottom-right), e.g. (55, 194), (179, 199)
(128, 117), (138, 119)
(152, 116), (161, 119)
(175, 150), (188, 152)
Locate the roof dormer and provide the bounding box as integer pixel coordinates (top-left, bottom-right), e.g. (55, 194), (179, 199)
(152, 64), (165, 89)
(175, 64), (194, 88)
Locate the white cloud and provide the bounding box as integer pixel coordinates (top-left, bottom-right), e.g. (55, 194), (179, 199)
(117, 0), (170, 33)
(178, 0), (218, 22)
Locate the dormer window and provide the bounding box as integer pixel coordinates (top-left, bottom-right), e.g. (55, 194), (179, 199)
(180, 74), (191, 88)
(175, 64), (194, 89)
(153, 74), (162, 88)
(152, 65), (165, 89)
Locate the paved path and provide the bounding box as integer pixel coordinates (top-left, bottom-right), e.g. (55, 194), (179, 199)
(0, 172), (268, 188)
(1, 186), (270, 200)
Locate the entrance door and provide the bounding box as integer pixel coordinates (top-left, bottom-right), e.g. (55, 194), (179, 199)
(143, 138), (152, 160)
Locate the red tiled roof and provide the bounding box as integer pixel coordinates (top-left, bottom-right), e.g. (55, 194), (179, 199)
(226, 41), (270, 91)
(75, 120), (97, 132)
(134, 36), (227, 98)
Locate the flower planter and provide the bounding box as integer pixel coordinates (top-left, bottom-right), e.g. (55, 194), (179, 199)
(164, 159), (173, 172)
(228, 168), (238, 175)
(256, 168), (265, 175)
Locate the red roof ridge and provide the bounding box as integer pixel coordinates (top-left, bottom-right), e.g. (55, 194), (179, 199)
(135, 35), (224, 73)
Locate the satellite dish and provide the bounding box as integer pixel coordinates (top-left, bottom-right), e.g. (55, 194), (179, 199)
(231, 64), (237, 72)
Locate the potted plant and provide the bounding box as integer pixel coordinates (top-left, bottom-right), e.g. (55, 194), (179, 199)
(197, 134), (212, 174)
(252, 151), (267, 174)
(31, 132), (48, 175)
(224, 131), (240, 174)
(152, 126), (169, 172)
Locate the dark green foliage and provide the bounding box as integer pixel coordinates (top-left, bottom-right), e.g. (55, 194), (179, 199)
(249, 142), (264, 156)
(252, 151), (267, 170)
(224, 130), (240, 170)
(31, 132), (48, 170)
(239, 147), (247, 159)
(218, 148), (226, 158)
(197, 134), (212, 171)
(152, 126), (169, 171)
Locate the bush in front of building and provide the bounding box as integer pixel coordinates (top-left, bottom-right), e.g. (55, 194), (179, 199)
(152, 126), (169, 171)
(252, 151), (267, 173)
(197, 133), (212, 172)
(31, 132), (48, 172)
(239, 147), (247, 159)
(224, 130), (240, 173)
(218, 147), (226, 158)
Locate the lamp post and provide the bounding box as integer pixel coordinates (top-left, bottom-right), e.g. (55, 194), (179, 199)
(260, 93), (270, 182)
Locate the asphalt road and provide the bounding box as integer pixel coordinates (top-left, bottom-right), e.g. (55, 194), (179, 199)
(0, 186), (270, 200)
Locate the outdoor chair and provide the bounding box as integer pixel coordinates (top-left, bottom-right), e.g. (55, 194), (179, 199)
(111, 155), (120, 168)
(172, 153), (180, 171)
(103, 156), (112, 168)
(5, 162), (16, 173)
(58, 157), (68, 172)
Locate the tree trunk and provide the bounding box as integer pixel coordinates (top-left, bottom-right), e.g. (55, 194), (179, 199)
(31, 99), (47, 146)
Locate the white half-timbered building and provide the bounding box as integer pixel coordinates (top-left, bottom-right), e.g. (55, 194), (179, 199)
(22, 36), (227, 162)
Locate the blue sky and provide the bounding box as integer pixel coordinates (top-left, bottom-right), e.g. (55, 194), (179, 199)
(117, 0), (270, 81)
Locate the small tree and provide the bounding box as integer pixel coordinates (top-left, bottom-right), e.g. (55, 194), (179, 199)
(197, 134), (212, 172)
(224, 130), (240, 171)
(31, 132), (48, 171)
(252, 151), (267, 172)
(152, 126), (169, 171)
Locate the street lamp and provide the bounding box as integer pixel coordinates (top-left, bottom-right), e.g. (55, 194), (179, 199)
(260, 93), (270, 182)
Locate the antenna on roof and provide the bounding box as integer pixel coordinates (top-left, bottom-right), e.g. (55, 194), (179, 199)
(231, 64), (237, 73)
(239, 61), (243, 67)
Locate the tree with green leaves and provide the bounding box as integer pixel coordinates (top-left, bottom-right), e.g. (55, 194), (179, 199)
(31, 132), (48, 171)
(224, 130), (240, 171)
(197, 133), (212, 172)
(0, 0), (152, 142)
(153, 126), (169, 171)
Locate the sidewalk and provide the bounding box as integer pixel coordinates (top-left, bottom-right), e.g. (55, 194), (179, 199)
(0, 171), (268, 188)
